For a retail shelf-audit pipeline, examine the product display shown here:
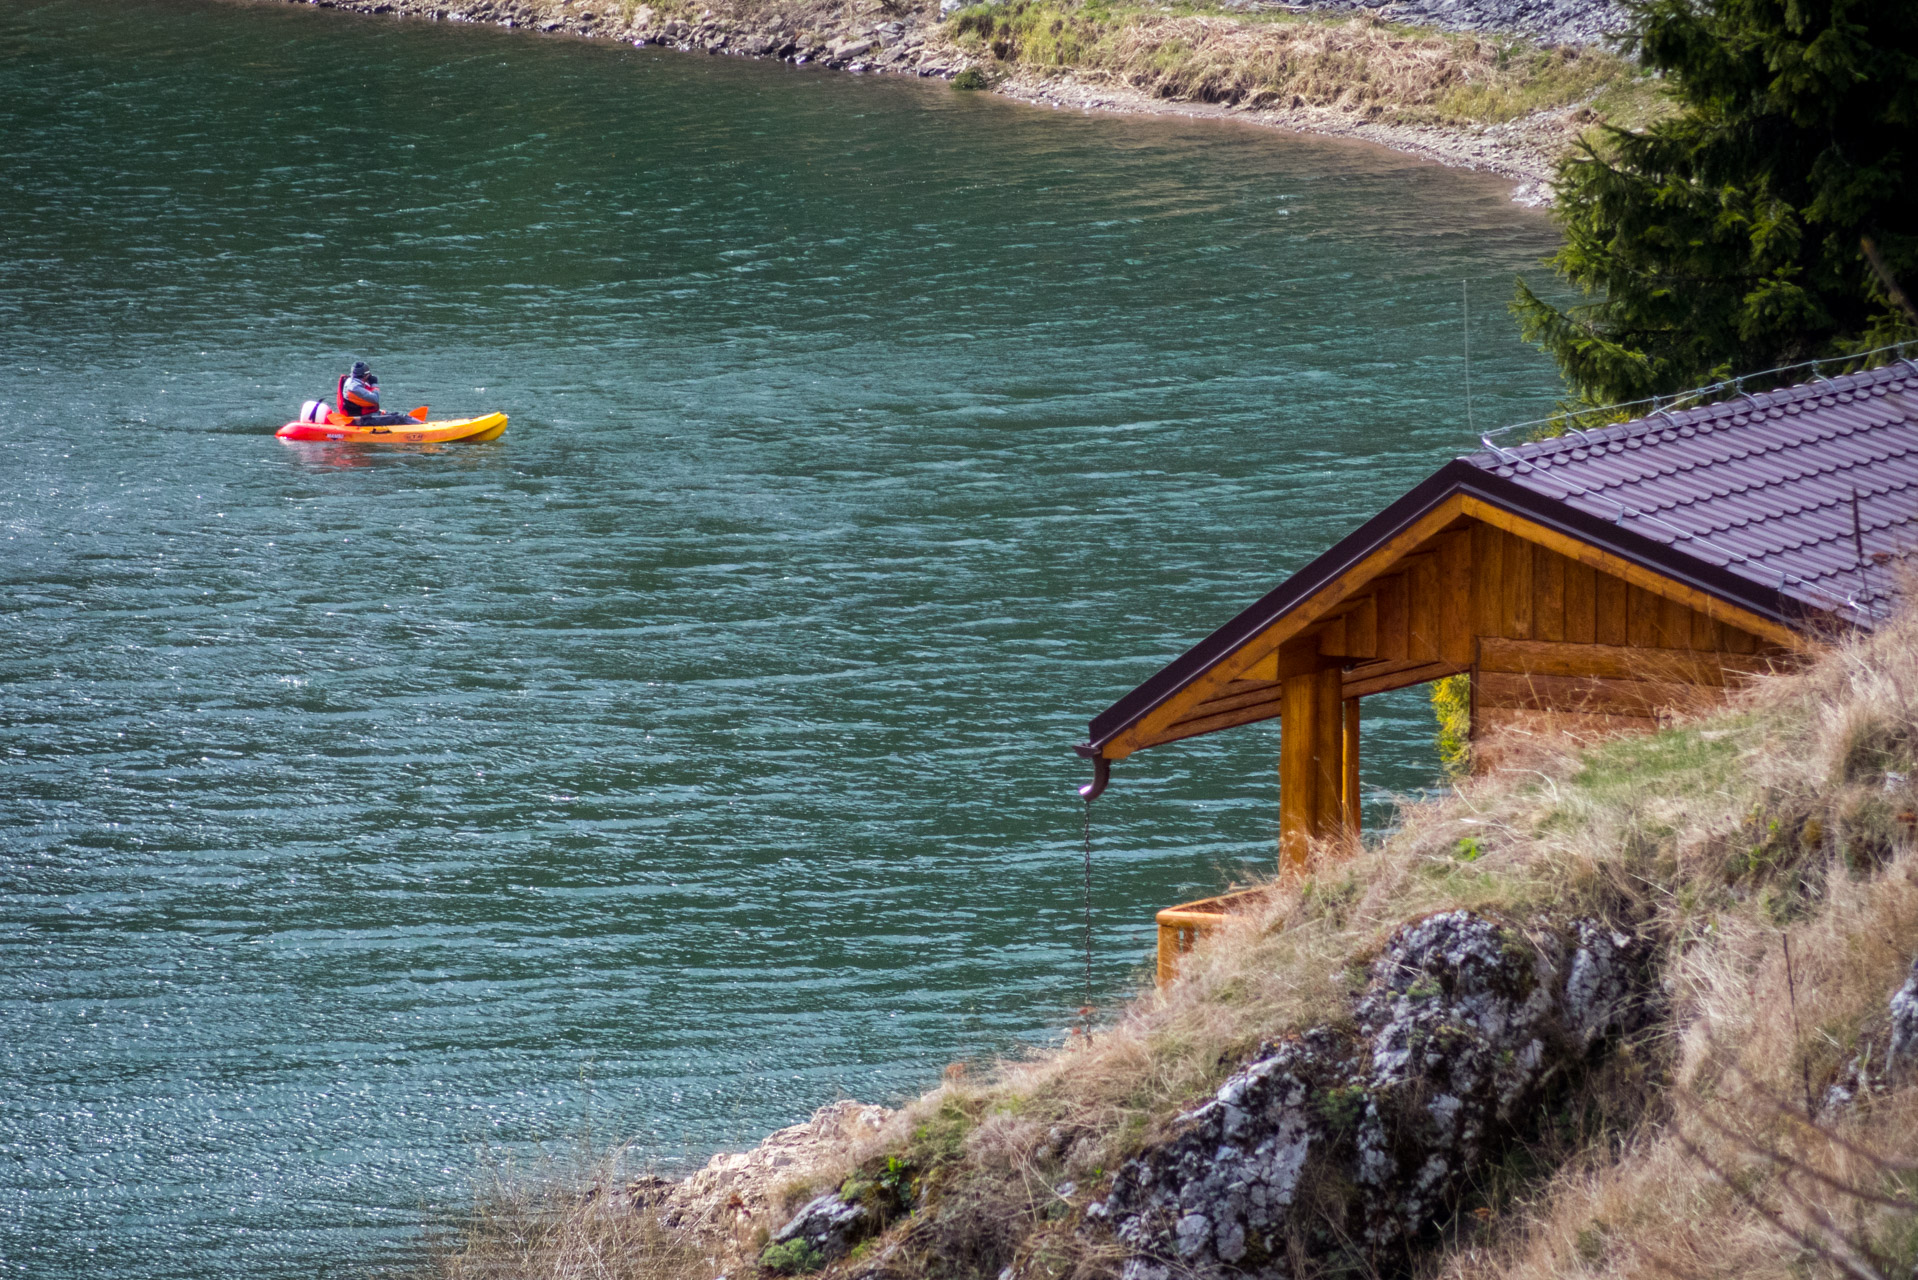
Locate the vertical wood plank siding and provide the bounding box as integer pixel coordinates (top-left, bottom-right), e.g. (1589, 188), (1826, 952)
(1281, 521), (1779, 844)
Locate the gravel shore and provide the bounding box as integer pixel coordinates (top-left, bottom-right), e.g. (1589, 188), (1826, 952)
(272, 0), (1615, 199)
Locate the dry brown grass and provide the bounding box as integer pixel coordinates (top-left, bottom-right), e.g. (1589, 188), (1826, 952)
(422, 1152), (714, 1280)
(1431, 614), (1918, 1280)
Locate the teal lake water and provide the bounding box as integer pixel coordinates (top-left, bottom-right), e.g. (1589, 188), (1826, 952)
(0, 1), (1567, 1273)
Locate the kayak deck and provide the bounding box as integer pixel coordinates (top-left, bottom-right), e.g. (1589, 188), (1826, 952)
(276, 412), (508, 444)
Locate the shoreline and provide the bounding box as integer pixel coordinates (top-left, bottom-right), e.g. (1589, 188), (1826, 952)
(275, 0), (1595, 200)
(987, 71), (1566, 199)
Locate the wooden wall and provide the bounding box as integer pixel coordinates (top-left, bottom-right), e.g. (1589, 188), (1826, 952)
(1131, 512), (1798, 867)
(1457, 524), (1782, 746)
(1321, 522), (1780, 700)
(1173, 516), (1795, 865)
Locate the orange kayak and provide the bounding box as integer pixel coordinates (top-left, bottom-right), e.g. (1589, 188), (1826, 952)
(276, 412), (508, 444)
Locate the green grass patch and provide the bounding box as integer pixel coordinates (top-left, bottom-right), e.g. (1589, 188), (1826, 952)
(1569, 724), (1748, 802)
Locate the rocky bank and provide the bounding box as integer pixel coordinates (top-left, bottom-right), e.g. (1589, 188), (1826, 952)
(628, 1101), (894, 1245)
(274, 0), (1639, 192)
(761, 911), (1662, 1279)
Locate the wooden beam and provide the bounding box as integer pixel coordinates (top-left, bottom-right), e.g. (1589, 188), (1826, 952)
(1536, 547), (1566, 642)
(1375, 573), (1409, 661)
(1279, 672), (1318, 870)
(1313, 667), (1343, 838)
(1319, 613), (1346, 659)
(1504, 534), (1535, 639)
(1565, 558), (1597, 644)
(1321, 595), (1377, 660)
(1477, 670), (1725, 718)
(1409, 553), (1441, 661)
(1458, 496), (1808, 651)
(1341, 658), (1469, 699)
(1628, 584), (1658, 649)
(1440, 529), (1473, 666)
(1656, 593), (1691, 649)
(1237, 635), (1341, 684)
(1155, 697), (1285, 744)
(1595, 569), (1628, 646)
(1185, 679), (1286, 718)
(1472, 521), (1503, 639)
(1342, 697), (1361, 835)
(1479, 637), (1791, 685)
(1691, 607), (1722, 651)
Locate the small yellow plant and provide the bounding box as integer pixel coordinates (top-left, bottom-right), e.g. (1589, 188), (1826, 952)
(1432, 672), (1471, 776)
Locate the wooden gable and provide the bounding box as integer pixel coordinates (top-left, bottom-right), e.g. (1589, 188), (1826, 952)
(1100, 495), (1803, 763)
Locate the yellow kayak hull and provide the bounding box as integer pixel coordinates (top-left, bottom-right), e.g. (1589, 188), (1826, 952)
(276, 412), (508, 444)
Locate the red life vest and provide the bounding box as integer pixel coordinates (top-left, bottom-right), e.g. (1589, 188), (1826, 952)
(336, 373), (380, 415)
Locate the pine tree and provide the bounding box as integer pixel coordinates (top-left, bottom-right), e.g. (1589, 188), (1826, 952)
(1514, 0), (1918, 405)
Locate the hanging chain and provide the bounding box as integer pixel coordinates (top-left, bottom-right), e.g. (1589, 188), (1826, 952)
(1081, 798), (1094, 1026)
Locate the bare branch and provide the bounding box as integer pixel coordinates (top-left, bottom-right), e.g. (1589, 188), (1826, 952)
(1678, 1103), (1918, 1211)
(1676, 1134), (1887, 1280)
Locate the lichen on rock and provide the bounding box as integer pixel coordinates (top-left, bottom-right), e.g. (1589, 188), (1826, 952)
(767, 1189), (876, 1265)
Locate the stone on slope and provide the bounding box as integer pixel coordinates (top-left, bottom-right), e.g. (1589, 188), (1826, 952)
(1093, 911), (1655, 1279)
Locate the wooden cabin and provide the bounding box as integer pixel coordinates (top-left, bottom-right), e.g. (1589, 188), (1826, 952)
(1073, 360), (1918, 982)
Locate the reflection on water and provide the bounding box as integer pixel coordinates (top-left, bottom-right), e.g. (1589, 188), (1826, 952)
(0, 0), (1564, 1275)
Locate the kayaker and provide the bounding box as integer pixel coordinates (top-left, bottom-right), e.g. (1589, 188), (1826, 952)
(333, 362), (414, 426)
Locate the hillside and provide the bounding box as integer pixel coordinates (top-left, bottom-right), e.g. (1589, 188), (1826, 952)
(432, 605), (1918, 1280)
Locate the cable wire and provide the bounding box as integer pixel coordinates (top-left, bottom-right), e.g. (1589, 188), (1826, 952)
(1081, 799), (1094, 1025)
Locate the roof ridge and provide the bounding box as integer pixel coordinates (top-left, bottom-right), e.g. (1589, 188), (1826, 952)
(1479, 357), (1918, 467)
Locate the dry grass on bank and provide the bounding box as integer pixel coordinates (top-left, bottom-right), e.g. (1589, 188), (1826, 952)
(948, 1), (1657, 129)
(1437, 625), (1918, 1280)
(426, 610), (1918, 1280)
(834, 609), (1918, 1279)
(422, 1152), (710, 1280)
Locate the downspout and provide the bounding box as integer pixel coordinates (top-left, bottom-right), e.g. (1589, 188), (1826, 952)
(1078, 754), (1110, 801)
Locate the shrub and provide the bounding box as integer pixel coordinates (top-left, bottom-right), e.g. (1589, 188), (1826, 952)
(1432, 673), (1471, 776)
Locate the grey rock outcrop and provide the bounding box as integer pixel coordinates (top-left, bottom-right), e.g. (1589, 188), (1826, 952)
(1889, 956), (1918, 1083)
(1091, 1028), (1359, 1279)
(769, 1189), (876, 1263)
(649, 1100), (891, 1234)
(1833, 952), (1918, 1109)
(1093, 910), (1655, 1280)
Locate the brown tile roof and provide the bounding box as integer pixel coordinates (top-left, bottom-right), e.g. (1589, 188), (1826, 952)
(1469, 357), (1918, 627)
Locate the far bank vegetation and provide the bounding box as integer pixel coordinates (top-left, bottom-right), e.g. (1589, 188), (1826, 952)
(945, 0), (1658, 129)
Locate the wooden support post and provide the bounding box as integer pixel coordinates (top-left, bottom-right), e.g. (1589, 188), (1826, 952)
(1279, 670), (1318, 870)
(1342, 696), (1361, 835)
(1313, 667), (1342, 835)
(1281, 667), (1354, 869)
